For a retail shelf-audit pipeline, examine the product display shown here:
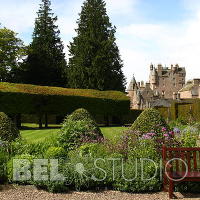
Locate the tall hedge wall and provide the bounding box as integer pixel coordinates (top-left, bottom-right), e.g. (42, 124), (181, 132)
(157, 99), (200, 122)
(0, 82), (130, 116)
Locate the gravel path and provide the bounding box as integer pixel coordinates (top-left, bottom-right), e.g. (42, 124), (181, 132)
(0, 185), (200, 200)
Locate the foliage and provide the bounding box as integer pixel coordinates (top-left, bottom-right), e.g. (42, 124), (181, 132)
(66, 108), (101, 136)
(0, 27), (26, 82)
(78, 143), (108, 157)
(22, 0), (67, 87)
(175, 126), (199, 147)
(0, 143), (9, 183)
(11, 136), (58, 156)
(131, 108), (168, 134)
(44, 147), (67, 159)
(7, 154), (36, 184)
(0, 112), (20, 142)
(62, 150), (161, 192)
(0, 82), (129, 116)
(68, 0), (126, 91)
(58, 109), (103, 151)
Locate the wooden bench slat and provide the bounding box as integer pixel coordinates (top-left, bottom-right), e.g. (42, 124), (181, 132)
(193, 151), (197, 170)
(162, 145), (200, 199)
(187, 151), (191, 172)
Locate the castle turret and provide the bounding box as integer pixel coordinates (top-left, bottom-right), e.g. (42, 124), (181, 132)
(149, 65), (157, 90)
(127, 74), (138, 91)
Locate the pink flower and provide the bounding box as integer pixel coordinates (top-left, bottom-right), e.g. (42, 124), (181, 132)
(162, 127), (167, 132)
(169, 131), (174, 135)
(163, 133), (168, 137)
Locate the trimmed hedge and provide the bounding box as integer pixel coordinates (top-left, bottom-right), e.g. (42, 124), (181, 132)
(157, 99), (200, 122)
(0, 112), (20, 142)
(58, 108), (103, 150)
(0, 82), (130, 116)
(131, 108), (168, 133)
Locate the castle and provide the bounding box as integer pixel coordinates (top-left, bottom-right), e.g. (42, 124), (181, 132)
(127, 64), (186, 109)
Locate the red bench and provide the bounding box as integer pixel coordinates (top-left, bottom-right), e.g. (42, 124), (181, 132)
(162, 145), (200, 199)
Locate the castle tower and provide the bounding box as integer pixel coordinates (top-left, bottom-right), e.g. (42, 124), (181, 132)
(127, 74), (139, 109)
(149, 64), (157, 90)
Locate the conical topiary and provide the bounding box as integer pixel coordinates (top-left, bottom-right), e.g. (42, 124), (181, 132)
(59, 108), (103, 150)
(0, 112), (20, 142)
(131, 108), (168, 134)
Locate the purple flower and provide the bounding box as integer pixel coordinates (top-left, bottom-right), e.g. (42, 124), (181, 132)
(173, 127), (180, 134)
(162, 127), (167, 132)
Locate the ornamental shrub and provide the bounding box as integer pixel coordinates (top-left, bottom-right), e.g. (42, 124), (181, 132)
(58, 109), (103, 151)
(0, 112), (20, 142)
(66, 108), (101, 136)
(131, 108), (168, 134)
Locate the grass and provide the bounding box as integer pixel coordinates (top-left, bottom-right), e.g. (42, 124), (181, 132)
(101, 127), (128, 141)
(20, 123), (129, 143)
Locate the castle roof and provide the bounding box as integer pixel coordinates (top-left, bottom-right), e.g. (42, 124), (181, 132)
(127, 74), (138, 91)
(151, 99), (172, 108)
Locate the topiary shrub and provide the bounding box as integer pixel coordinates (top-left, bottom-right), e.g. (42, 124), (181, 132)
(131, 108), (168, 134)
(66, 108), (101, 134)
(58, 108), (103, 151)
(0, 112), (20, 142)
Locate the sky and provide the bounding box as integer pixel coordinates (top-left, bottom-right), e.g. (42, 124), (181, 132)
(0, 0), (200, 86)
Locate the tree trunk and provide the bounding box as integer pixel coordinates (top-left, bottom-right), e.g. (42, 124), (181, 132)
(45, 113), (48, 128)
(38, 114), (43, 129)
(16, 113), (21, 129)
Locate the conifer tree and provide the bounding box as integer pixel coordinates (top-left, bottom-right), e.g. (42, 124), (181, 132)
(68, 0), (126, 91)
(23, 0), (67, 87)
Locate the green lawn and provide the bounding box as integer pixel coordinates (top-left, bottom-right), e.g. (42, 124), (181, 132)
(20, 123), (129, 143)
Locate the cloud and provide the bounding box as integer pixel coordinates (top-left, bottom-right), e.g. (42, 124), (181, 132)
(1, 0), (200, 88)
(0, 0), (40, 33)
(119, 8), (200, 85)
(105, 0), (138, 15)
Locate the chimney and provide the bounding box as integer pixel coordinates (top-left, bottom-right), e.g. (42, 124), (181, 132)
(146, 82), (150, 88)
(173, 92), (177, 100)
(162, 90), (165, 98)
(177, 92), (180, 100)
(193, 79), (200, 85)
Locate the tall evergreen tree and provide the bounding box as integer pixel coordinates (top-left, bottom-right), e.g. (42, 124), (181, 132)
(23, 0), (67, 87)
(68, 0), (126, 91)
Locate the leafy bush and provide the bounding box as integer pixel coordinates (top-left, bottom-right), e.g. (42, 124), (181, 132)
(78, 143), (108, 157)
(65, 108), (102, 136)
(131, 108), (168, 134)
(62, 150), (161, 192)
(7, 154), (36, 184)
(0, 144), (9, 183)
(44, 147), (67, 159)
(0, 112), (20, 142)
(11, 137), (58, 156)
(177, 126), (199, 147)
(129, 138), (159, 160)
(58, 109), (103, 151)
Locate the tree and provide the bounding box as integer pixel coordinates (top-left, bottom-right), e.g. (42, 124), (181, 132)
(68, 0), (126, 91)
(23, 0), (67, 87)
(0, 27), (26, 82)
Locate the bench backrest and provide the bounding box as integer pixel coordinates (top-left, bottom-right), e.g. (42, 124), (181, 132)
(162, 145), (200, 172)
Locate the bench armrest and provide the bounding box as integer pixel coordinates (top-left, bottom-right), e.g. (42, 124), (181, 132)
(163, 160), (173, 171)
